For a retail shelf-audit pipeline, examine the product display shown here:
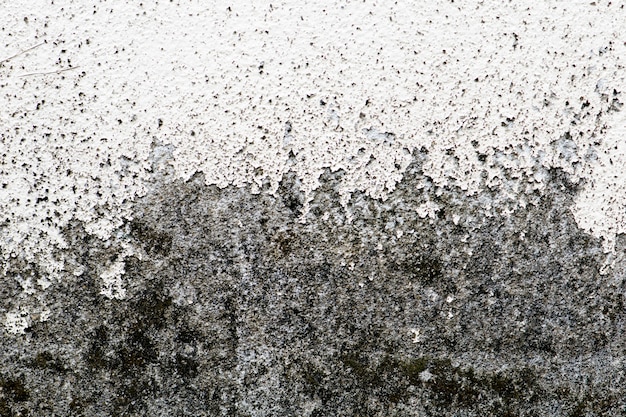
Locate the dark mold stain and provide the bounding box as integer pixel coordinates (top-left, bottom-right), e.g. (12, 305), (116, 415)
(130, 219), (173, 256)
(0, 377), (29, 403)
(394, 256), (443, 286)
(1, 157), (625, 416)
(29, 352), (67, 373)
(0, 376), (30, 417)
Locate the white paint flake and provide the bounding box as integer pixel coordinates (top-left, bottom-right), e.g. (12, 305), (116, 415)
(416, 201), (441, 220)
(4, 310), (31, 334)
(410, 328), (423, 344)
(419, 369), (435, 382)
(99, 260), (127, 300)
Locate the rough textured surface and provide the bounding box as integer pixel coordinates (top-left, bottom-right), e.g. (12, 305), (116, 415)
(2, 1), (626, 416)
(2, 0), (626, 267)
(3, 159), (626, 416)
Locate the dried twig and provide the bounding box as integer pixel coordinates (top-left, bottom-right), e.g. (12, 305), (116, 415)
(0, 41), (46, 65)
(18, 66), (81, 78)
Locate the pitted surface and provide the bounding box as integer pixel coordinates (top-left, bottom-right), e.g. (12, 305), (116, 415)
(2, 2), (626, 416)
(2, 1), (626, 273)
(2, 166), (626, 416)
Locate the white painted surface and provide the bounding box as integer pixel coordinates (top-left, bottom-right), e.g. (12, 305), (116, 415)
(1, 0), (626, 292)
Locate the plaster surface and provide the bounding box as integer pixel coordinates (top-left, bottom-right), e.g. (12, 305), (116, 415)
(2, 1), (626, 416)
(2, 1), (626, 266)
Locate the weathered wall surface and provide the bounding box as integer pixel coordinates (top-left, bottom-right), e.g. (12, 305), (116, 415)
(2, 1), (626, 416)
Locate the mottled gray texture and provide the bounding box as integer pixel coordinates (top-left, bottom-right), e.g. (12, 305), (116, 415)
(2, 153), (626, 416)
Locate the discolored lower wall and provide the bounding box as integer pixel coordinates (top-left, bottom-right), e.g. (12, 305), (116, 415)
(2, 153), (625, 416)
(4, 1), (626, 416)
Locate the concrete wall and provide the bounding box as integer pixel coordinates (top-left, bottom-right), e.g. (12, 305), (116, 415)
(2, 1), (626, 415)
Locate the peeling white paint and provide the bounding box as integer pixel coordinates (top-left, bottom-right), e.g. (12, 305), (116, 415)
(4, 309), (30, 334)
(99, 259), (127, 300)
(416, 201), (441, 220)
(3, 307), (51, 334)
(2, 0), (626, 293)
(572, 110), (626, 251)
(410, 328), (423, 344)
